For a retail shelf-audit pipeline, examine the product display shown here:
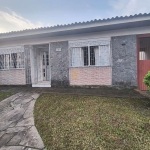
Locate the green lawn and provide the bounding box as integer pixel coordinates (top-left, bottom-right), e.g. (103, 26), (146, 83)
(0, 91), (14, 102)
(34, 94), (150, 150)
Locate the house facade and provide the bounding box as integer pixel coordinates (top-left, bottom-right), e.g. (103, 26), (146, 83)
(0, 13), (150, 90)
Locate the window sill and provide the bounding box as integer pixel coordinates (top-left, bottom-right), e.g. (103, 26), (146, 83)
(0, 68), (25, 71)
(69, 66), (112, 68)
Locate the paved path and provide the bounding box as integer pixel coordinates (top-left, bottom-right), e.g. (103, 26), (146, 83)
(0, 92), (45, 150)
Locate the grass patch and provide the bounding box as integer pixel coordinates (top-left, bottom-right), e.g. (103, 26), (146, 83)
(34, 94), (150, 150)
(0, 91), (14, 102)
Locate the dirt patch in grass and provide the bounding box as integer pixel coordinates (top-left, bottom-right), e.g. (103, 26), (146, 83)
(35, 94), (150, 150)
(0, 91), (14, 102)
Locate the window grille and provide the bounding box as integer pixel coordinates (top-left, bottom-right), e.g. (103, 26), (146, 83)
(11, 53), (17, 68)
(82, 47), (88, 66)
(90, 46), (96, 66)
(139, 37), (150, 60)
(5, 54), (10, 69)
(0, 52), (24, 70)
(70, 45), (110, 67)
(46, 53), (49, 65)
(0, 55), (4, 69)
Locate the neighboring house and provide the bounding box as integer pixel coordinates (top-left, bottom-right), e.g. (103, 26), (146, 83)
(0, 13), (150, 90)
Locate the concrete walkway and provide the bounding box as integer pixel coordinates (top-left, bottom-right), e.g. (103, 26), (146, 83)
(0, 92), (45, 150)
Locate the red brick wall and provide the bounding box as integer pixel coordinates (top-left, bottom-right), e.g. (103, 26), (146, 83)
(69, 67), (112, 86)
(0, 69), (26, 85)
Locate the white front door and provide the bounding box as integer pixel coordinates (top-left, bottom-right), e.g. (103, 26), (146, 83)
(42, 51), (50, 81)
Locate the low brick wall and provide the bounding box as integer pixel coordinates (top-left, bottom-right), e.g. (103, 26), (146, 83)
(0, 69), (26, 85)
(69, 67), (112, 86)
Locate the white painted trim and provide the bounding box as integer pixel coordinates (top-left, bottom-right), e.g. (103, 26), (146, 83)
(109, 43), (111, 66)
(32, 84), (51, 87)
(30, 43), (51, 86)
(0, 68), (25, 71)
(79, 48), (82, 66)
(49, 42), (51, 85)
(68, 47), (71, 67)
(30, 46), (35, 84)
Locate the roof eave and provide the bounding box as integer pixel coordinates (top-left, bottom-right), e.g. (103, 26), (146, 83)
(0, 14), (150, 39)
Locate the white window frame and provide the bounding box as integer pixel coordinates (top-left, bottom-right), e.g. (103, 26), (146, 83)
(0, 46), (25, 70)
(69, 44), (111, 67)
(69, 38), (111, 67)
(80, 46), (99, 66)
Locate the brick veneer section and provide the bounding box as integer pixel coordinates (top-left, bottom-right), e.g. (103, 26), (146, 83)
(0, 69), (26, 85)
(69, 67), (112, 86)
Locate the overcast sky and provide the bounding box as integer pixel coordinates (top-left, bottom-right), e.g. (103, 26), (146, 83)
(0, 0), (150, 33)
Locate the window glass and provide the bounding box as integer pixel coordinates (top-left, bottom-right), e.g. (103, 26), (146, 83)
(70, 44), (110, 67)
(46, 53), (49, 65)
(90, 46), (97, 65)
(99, 45), (110, 66)
(20, 52), (24, 68)
(0, 55), (4, 69)
(11, 53), (17, 68)
(0, 52), (24, 70)
(82, 47), (88, 66)
(5, 54), (10, 69)
(43, 54), (45, 65)
(71, 47), (81, 67)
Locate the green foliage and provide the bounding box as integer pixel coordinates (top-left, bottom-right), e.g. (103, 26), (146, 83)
(0, 91), (14, 102)
(143, 71), (150, 90)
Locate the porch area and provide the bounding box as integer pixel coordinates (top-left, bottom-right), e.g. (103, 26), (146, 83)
(30, 44), (51, 87)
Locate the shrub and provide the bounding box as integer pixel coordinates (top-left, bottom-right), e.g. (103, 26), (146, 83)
(143, 71), (150, 90)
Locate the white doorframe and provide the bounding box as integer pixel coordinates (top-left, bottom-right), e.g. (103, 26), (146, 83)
(31, 43), (51, 87)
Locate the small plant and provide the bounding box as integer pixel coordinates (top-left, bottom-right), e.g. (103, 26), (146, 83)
(143, 71), (150, 90)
